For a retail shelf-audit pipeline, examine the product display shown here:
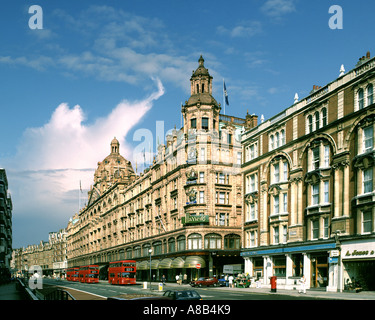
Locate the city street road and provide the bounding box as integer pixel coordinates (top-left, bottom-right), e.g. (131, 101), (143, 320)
(42, 279), (324, 300)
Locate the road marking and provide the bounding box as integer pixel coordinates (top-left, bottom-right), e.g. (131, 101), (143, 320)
(54, 285), (107, 299)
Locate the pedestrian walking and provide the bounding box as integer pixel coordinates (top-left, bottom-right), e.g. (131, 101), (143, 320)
(228, 275), (234, 288)
(176, 274), (179, 285)
(162, 274), (166, 285)
(298, 275), (306, 294)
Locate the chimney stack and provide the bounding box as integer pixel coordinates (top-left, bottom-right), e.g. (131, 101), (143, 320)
(245, 112), (258, 129)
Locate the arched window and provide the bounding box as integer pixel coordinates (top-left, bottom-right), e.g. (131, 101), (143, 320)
(188, 233), (202, 250)
(270, 135), (274, 150)
(280, 129), (285, 146)
(224, 234), (241, 249)
(142, 244), (151, 257)
(275, 132), (279, 148)
(153, 241), (162, 255)
(367, 84), (374, 106)
(358, 88), (364, 109)
(314, 111), (320, 130)
(126, 248), (132, 259)
(133, 246), (141, 258)
(204, 233), (222, 249)
(321, 107), (327, 127)
(308, 115), (313, 133)
(177, 235), (186, 251)
(168, 238), (175, 253)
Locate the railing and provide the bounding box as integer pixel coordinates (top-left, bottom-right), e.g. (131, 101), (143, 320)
(44, 288), (76, 300)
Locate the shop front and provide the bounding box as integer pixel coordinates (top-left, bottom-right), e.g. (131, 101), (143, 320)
(136, 255), (207, 282)
(241, 242), (337, 290)
(341, 238), (375, 291)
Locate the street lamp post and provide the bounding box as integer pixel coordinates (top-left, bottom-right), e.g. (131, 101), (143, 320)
(149, 248), (152, 291)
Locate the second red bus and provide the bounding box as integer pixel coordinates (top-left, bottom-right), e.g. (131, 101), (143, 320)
(79, 265), (99, 283)
(66, 267), (79, 282)
(108, 260), (136, 285)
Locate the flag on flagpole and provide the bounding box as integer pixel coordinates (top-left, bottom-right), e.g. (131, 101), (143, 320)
(142, 148), (146, 168)
(224, 80), (229, 106)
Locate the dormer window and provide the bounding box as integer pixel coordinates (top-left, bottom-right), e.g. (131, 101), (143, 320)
(191, 118), (197, 129)
(202, 117), (209, 130)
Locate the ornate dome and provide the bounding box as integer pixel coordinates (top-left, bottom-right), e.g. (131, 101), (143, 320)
(93, 138), (135, 192)
(187, 55), (218, 107)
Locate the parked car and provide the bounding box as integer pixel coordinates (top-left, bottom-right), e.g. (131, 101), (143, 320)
(163, 290), (202, 300)
(190, 277), (219, 287)
(218, 277), (228, 287)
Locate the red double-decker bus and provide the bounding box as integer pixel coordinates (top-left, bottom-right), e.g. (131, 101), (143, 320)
(108, 260), (136, 285)
(66, 267), (79, 282)
(79, 265), (99, 283)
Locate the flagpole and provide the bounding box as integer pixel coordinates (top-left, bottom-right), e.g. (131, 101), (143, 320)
(223, 79), (226, 115)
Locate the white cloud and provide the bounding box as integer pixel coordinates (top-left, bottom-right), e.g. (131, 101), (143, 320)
(4, 79), (164, 246)
(217, 21), (262, 38)
(261, 0), (296, 18)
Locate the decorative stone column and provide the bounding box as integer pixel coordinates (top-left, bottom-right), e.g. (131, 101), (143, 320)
(285, 254), (293, 289)
(303, 253), (311, 288)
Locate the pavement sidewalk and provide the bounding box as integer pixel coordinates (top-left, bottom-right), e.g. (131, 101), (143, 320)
(137, 281), (375, 300)
(0, 281), (26, 300)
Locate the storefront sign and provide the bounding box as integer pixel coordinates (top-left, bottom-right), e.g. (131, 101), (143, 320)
(182, 215), (209, 225)
(345, 249), (375, 258)
(341, 240), (375, 260)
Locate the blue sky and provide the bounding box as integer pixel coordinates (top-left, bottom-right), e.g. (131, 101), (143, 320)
(0, 0), (373, 248)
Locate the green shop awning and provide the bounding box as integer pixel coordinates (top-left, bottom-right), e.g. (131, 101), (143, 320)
(171, 257), (185, 268)
(158, 258), (173, 269)
(136, 260), (148, 270)
(150, 260), (160, 270)
(184, 256), (206, 268)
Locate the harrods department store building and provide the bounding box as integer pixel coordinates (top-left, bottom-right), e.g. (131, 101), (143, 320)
(241, 52), (375, 292)
(66, 56), (254, 282)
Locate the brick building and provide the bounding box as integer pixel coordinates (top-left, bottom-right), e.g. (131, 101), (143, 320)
(241, 52), (375, 292)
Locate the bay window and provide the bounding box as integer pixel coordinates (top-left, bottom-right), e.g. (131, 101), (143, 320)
(273, 226), (279, 244)
(363, 126), (374, 153)
(312, 220), (319, 240)
(362, 211), (373, 234)
(312, 183), (320, 205)
(363, 167), (373, 193)
(273, 195), (279, 214)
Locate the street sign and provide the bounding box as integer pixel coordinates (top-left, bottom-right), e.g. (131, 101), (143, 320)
(196, 264), (201, 269)
(329, 257), (339, 264)
(330, 250), (340, 257)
